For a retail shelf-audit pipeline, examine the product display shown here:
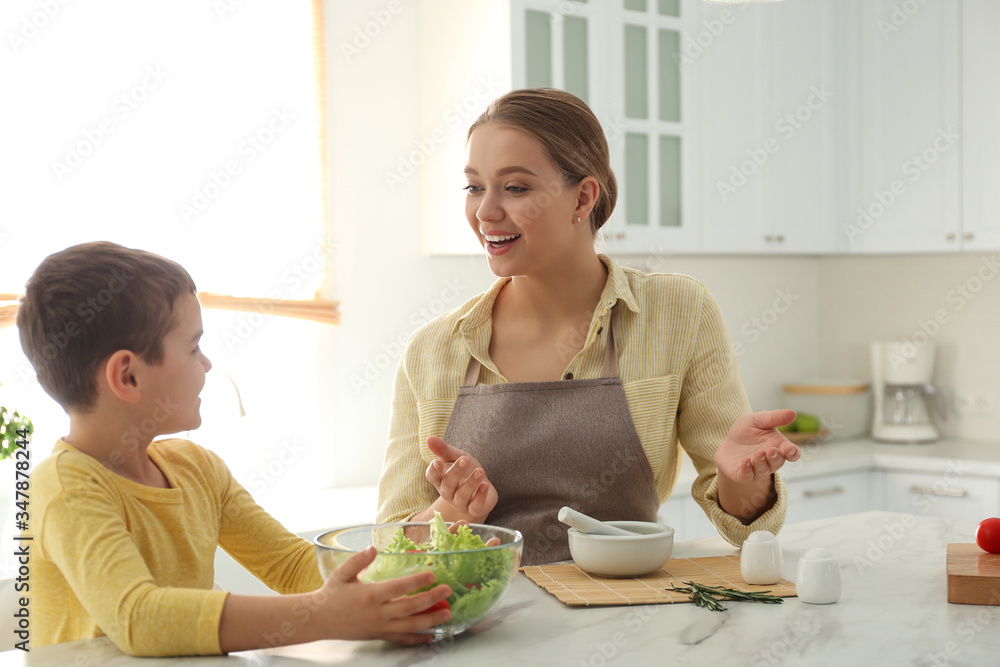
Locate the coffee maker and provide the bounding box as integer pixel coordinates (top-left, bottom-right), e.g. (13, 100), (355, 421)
(871, 341), (945, 443)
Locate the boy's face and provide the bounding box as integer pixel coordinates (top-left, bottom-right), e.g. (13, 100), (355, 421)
(138, 292), (212, 435)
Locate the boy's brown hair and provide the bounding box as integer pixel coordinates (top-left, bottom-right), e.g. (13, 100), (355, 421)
(17, 241), (197, 412)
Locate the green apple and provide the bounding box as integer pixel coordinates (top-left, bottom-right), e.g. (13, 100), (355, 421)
(777, 421), (796, 433)
(792, 413), (822, 433)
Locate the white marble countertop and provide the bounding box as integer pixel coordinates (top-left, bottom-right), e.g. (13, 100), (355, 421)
(10, 511), (999, 666)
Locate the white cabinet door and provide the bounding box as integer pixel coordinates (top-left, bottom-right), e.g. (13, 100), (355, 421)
(848, 0), (961, 253)
(657, 494), (717, 541)
(961, 0), (1000, 251)
(883, 470), (1000, 521)
(784, 471), (872, 525)
(697, 0), (841, 254)
(599, 0), (702, 255)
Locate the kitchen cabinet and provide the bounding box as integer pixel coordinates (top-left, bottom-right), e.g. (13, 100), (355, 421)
(658, 492), (717, 541)
(847, 0), (962, 253)
(658, 469), (875, 541)
(513, 0), (702, 255)
(882, 470), (1000, 520)
(783, 470), (872, 525)
(695, 0), (841, 254)
(419, 0), (999, 257)
(961, 0), (1000, 250)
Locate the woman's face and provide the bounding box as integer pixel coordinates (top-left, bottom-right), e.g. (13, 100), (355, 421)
(464, 124), (584, 277)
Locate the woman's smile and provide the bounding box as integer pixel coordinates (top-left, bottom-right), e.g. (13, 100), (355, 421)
(482, 232), (522, 254)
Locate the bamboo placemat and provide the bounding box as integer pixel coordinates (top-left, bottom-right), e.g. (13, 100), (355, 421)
(522, 555), (797, 607)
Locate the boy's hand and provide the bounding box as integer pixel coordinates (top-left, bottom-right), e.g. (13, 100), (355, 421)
(424, 436), (498, 523)
(317, 546), (452, 645)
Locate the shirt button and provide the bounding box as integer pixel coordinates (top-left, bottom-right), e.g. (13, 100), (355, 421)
(564, 372), (574, 380)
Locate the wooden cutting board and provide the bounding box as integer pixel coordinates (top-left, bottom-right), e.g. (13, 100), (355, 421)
(946, 543), (1000, 605)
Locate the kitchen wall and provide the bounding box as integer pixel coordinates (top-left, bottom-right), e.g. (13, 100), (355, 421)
(319, 2), (821, 487)
(818, 253), (1000, 443)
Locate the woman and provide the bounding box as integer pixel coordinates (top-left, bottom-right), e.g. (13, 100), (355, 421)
(377, 89), (800, 566)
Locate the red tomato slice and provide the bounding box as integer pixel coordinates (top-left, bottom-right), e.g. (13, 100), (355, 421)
(415, 599), (450, 615)
(976, 517), (1000, 554)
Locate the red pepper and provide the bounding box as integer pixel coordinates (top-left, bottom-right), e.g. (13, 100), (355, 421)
(416, 599), (450, 615)
(405, 550), (425, 553)
(464, 583), (481, 591)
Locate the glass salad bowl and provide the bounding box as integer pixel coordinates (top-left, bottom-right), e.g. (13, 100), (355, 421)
(314, 516), (523, 641)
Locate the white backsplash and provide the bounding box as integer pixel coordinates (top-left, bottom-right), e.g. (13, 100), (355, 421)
(818, 253), (1000, 443)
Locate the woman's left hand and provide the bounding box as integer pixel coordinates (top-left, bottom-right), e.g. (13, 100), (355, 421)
(714, 409), (801, 483)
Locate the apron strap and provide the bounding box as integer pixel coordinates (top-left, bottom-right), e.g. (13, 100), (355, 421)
(462, 354), (482, 387)
(600, 303), (621, 379)
(461, 302), (622, 387)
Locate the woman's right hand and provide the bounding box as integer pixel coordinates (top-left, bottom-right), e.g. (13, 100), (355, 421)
(424, 436), (498, 523)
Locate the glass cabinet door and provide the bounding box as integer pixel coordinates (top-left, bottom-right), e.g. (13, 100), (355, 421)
(610, 0), (697, 252)
(512, 0), (699, 254)
(517, 0), (594, 106)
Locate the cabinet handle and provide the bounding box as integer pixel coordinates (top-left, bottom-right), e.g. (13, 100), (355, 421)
(945, 233), (957, 241)
(775, 235), (785, 243)
(803, 486), (845, 498)
(964, 232), (974, 241)
(909, 484), (967, 498)
(764, 235), (773, 242)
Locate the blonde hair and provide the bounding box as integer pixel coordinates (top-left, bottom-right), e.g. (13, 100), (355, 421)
(467, 88), (617, 234)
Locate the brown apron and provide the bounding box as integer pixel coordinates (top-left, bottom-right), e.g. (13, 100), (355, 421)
(442, 304), (660, 566)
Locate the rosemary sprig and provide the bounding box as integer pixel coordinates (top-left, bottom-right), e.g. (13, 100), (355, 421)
(667, 581), (784, 612)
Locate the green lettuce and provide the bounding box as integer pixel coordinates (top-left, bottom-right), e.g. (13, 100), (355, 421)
(372, 512), (515, 625)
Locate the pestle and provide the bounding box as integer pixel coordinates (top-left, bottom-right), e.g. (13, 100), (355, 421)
(557, 506), (637, 536)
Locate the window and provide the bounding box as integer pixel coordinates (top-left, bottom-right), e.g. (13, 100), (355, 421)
(0, 2), (335, 502)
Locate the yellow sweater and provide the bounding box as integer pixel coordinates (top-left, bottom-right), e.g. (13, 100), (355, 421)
(377, 255), (787, 545)
(32, 439), (322, 656)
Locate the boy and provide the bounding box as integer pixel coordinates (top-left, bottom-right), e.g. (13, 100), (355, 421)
(19, 242), (451, 656)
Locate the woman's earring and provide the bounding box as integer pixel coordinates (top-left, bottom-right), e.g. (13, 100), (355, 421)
(576, 216), (582, 223)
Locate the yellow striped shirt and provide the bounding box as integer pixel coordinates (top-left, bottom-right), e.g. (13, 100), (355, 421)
(377, 255), (787, 546)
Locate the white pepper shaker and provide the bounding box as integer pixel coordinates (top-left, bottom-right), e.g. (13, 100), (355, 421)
(740, 531), (784, 585)
(796, 547), (842, 604)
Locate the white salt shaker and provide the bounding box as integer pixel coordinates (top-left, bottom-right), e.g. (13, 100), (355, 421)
(796, 547), (842, 604)
(740, 531), (784, 585)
